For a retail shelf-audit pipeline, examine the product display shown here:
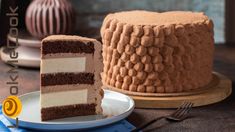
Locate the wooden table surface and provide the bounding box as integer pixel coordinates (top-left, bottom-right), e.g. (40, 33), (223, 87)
(0, 44), (235, 132)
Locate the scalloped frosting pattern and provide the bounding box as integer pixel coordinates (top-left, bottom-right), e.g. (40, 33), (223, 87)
(101, 11), (214, 93)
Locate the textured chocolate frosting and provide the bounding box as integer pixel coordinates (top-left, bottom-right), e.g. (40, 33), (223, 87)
(100, 10), (214, 93)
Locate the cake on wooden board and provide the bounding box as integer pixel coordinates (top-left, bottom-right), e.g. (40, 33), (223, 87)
(101, 10), (214, 93)
(40, 35), (103, 121)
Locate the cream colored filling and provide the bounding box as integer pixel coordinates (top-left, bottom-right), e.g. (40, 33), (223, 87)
(41, 89), (88, 108)
(41, 57), (86, 73)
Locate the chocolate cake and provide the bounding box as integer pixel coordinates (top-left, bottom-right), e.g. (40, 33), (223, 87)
(101, 11), (214, 93)
(40, 35), (103, 121)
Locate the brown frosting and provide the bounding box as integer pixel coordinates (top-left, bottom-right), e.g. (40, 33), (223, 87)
(102, 11), (209, 26)
(101, 10), (214, 93)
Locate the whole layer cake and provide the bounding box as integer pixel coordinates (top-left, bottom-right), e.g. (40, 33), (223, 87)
(101, 11), (214, 93)
(40, 35), (103, 121)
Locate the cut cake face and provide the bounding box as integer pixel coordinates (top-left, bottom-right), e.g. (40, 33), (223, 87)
(40, 35), (103, 121)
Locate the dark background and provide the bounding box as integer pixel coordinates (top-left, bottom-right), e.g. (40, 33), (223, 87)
(0, 0), (30, 46)
(0, 0), (234, 45)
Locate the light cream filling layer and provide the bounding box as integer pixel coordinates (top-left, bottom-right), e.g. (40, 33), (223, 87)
(41, 89), (96, 108)
(41, 54), (94, 74)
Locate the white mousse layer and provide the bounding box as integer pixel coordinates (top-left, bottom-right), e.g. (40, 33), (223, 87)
(41, 57), (86, 74)
(41, 89), (88, 108)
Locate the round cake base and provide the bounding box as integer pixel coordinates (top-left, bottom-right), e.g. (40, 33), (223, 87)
(0, 46), (40, 68)
(103, 72), (232, 108)
(8, 30), (41, 48)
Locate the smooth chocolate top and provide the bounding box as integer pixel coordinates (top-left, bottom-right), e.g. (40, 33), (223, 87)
(106, 10), (209, 26)
(41, 35), (96, 54)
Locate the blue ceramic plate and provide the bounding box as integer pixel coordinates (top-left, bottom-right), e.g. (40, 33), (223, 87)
(4, 90), (135, 131)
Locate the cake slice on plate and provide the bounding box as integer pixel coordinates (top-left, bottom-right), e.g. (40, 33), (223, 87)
(40, 35), (103, 121)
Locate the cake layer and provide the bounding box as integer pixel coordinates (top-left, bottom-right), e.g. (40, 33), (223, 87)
(42, 53), (93, 59)
(41, 57), (86, 73)
(41, 54), (94, 73)
(42, 35), (98, 43)
(41, 40), (94, 55)
(41, 72), (94, 86)
(41, 84), (94, 93)
(41, 86), (103, 116)
(41, 104), (96, 121)
(41, 89), (94, 108)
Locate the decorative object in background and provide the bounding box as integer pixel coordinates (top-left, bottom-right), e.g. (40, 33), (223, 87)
(1, 0), (77, 68)
(25, 0), (76, 39)
(0, 30), (40, 68)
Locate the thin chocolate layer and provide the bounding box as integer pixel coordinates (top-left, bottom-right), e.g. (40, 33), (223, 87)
(42, 41), (94, 54)
(41, 72), (94, 86)
(41, 84), (94, 93)
(41, 103), (96, 121)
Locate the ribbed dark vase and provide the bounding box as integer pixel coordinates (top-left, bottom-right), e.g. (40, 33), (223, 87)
(25, 0), (76, 39)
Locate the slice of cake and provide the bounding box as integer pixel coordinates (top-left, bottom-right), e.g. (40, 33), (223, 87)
(40, 35), (103, 121)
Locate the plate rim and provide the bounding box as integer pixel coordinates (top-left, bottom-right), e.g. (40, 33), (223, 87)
(4, 89), (135, 129)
